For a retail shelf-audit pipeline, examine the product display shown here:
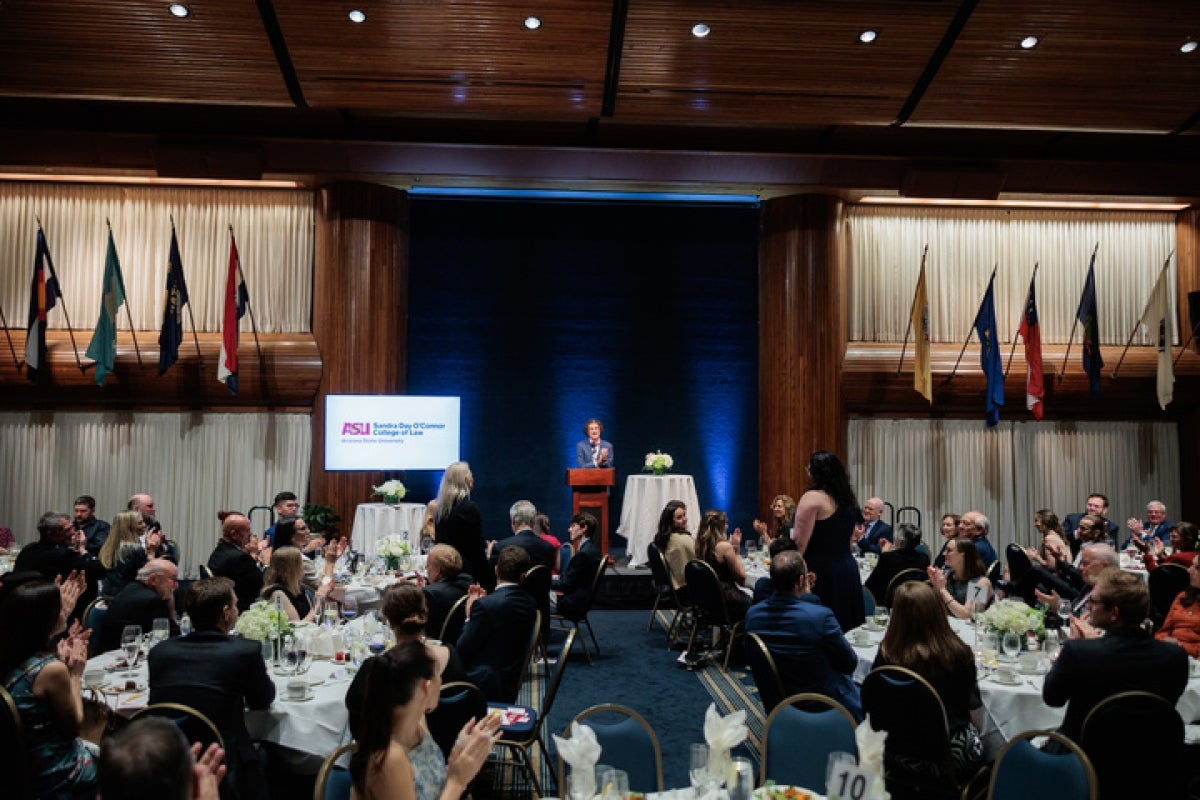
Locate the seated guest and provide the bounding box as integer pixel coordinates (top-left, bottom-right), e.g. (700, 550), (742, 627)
(259, 545), (333, 622)
(752, 494), (796, 546)
(1156, 553), (1200, 657)
(1026, 509), (1065, 563)
(855, 497), (893, 556)
(1071, 514), (1113, 564)
(873, 582), (984, 781)
(493, 501), (557, 572)
(1137, 521), (1199, 570)
(98, 559), (179, 653)
(1125, 500), (1173, 549)
(346, 583), (469, 740)
(148, 577), (274, 800)
(865, 522), (930, 606)
(15, 510), (106, 607)
(653, 500), (695, 593)
(932, 514), (960, 569)
(423, 544), (473, 640)
(350, 640), (501, 800)
(1044, 568), (1188, 745)
(532, 514), (563, 573)
(928, 537), (992, 620)
(1035, 543), (1118, 619)
(269, 517), (343, 593)
(73, 494), (111, 556)
(553, 512), (604, 621)
(99, 510), (171, 597)
(695, 509), (750, 622)
(961, 511), (997, 567)
(98, 716), (227, 800)
(456, 547), (538, 703)
(207, 511), (264, 611)
(128, 493), (179, 565)
(1064, 493), (1121, 554)
(751, 536), (798, 605)
(261, 490), (300, 550)
(0, 577), (97, 799)
(744, 550), (862, 720)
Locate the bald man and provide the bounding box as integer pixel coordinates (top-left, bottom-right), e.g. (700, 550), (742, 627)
(206, 513), (264, 611)
(100, 559), (180, 652)
(856, 497), (893, 555)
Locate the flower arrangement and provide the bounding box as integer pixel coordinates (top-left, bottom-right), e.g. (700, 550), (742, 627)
(233, 600), (294, 643)
(642, 450), (674, 475)
(372, 479), (407, 504)
(376, 534), (412, 571)
(979, 598), (1044, 636)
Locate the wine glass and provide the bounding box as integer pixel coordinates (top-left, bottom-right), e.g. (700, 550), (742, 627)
(280, 635), (299, 675)
(1058, 602), (1072, 631)
(295, 648), (313, 675)
(368, 631), (388, 657)
(120, 625), (143, 677)
(341, 594), (358, 623)
(1001, 631), (1022, 659)
(689, 743), (710, 791)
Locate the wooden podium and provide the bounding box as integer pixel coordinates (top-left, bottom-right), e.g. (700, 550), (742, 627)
(566, 468), (615, 553)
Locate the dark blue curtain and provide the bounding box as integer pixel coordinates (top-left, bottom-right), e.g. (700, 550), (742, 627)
(405, 197), (759, 549)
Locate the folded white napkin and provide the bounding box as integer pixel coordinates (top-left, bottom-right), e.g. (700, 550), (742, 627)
(703, 703), (747, 785)
(552, 722), (601, 799)
(855, 716), (891, 799)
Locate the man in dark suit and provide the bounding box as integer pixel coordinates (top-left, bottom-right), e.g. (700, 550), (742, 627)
(553, 512), (603, 620)
(493, 500), (557, 571)
(1063, 493), (1121, 554)
(855, 497), (893, 555)
(423, 543), (474, 640)
(15, 510), (106, 619)
(864, 522), (930, 605)
(149, 577), (275, 800)
(457, 546), (538, 703)
(207, 512), (264, 611)
(1124, 500), (1172, 549)
(99, 558), (179, 652)
(73, 494), (111, 556)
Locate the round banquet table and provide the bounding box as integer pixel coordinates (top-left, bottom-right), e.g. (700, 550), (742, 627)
(350, 502), (427, 556)
(618, 474), (701, 567)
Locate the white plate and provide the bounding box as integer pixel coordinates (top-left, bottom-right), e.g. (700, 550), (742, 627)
(988, 674), (1024, 686)
(752, 786), (823, 800)
(103, 681), (146, 694)
(281, 689), (315, 703)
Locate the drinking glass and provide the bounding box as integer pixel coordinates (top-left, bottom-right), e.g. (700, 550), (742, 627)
(825, 750), (857, 795)
(151, 617), (171, 647)
(296, 648), (313, 675)
(980, 629), (999, 665)
(598, 768), (628, 800)
(280, 635), (299, 675)
(342, 593), (358, 623)
(1058, 603), (1072, 631)
(689, 743), (711, 790)
(1043, 629), (1061, 660)
(120, 626), (143, 677)
(874, 606), (890, 628)
(323, 605), (340, 629)
(1001, 631), (1022, 659)
(368, 631), (388, 657)
(745, 540), (758, 560)
(350, 639), (368, 669)
(179, 614), (193, 637)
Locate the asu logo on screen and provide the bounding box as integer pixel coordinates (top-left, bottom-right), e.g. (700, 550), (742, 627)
(341, 422), (371, 436)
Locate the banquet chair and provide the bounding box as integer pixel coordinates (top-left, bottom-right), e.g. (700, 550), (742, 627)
(132, 702), (224, 753)
(861, 665), (957, 800)
(490, 628), (578, 798)
(522, 565), (553, 665)
(862, 585), (877, 617)
(1148, 564), (1190, 629)
(884, 568), (928, 607)
(427, 681), (488, 759)
(551, 554), (607, 664)
(198, 564), (215, 579)
(558, 541), (574, 577)
(1079, 690), (1185, 799)
(1005, 544), (1033, 587)
(684, 559), (745, 671)
(438, 594), (469, 644)
(82, 595), (111, 656)
(558, 704), (664, 794)
(986, 730), (1095, 800)
(760, 692), (858, 794)
(0, 685), (33, 800)
(744, 632), (786, 714)
(985, 559), (1004, 587)
(645, 543), (689, 648)
(313, 742), (356, 800)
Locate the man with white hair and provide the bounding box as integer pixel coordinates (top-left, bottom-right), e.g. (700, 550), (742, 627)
(961, 510), (997, 567)
(1036, 543), (1118, 620)
(855, 497), (893, 555)
(1124, 500), (1172, 548)
(492, 500), (557, 571)
(99, 558), (180, 652)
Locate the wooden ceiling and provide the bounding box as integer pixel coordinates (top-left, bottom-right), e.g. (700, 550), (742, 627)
(0, 0), (1198, 194)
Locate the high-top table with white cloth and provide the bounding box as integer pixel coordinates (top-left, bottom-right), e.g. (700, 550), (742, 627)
(619, 474), (701, 567)
(351, 502), (427, 556)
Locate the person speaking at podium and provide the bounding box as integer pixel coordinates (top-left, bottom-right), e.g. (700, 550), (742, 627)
(575, 418), (614, 468)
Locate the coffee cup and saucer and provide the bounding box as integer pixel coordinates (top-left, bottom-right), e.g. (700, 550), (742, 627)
(991, 666), (1023, 686)
(284, 679), (315, 702)
(849, 629), (872, 646)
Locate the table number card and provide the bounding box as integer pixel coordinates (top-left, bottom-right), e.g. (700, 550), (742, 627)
(828, 762), (876, 800)
(967, 580), (990, 609)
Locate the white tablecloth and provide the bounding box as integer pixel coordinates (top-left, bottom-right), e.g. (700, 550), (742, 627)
(351, 502), (427, 556)
(619, 474), (701, 567)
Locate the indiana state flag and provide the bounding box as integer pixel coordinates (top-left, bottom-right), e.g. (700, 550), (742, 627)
(973, 274), (1005, 427)
(85, 230), (127, 385)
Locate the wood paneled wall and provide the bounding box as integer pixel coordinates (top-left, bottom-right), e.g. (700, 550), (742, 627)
(309, 182), (410, 532)
(758, 194), (847, 514)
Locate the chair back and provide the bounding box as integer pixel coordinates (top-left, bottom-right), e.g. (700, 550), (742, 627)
(313, 742), (357, 800)
(198, 563), (215, 579)
(884, 568), (928, 606)
(744, 633), (786, 714)
(683, 559), (732, 625)
(561, 704), (664, 793)
(1148, 564), (1190, 626)
(987, 730), (1095, 800)
(1005, 543), (1033, 585)
(861, 665), (952, 776)
(1079, 690), (1185, 799)
(131, 702), (224, 752)
(439, 594), (469, 644)
(559, 541), (574, 576)
(538, 628), (577, 722)
(518, 610), (544, 686)
(82, 595), (111, 655)
(645, 543), (673, 594)
(428, 682), (488, 758)
(522, 564), (553, 636)
(0, 685), (33, 800)
(760, 692), (858, 793)
(861, 585), (876, 617)
(581, 553), (608, 607)
(986, 559), (1004, 585)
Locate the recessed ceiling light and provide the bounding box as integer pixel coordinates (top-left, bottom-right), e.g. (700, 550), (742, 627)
(168, 3), (189, 17)
(859, 30), (877, 44)
(1182, 40), (1198, 54)
(692, 23), (710, 38)
(1020, 35), (1039, 49)
(524, 16), (541, 30)
(347, 9), (366, 23)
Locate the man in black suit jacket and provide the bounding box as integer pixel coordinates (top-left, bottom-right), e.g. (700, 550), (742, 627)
(423, 544), (474, 641)
(73, 494), (111, 556)
(493, 500), (557, 571)
(99, 558), (179, 653)
(1063, 493), (1120, 554)
(553, 512), (604, 620)
(457, 547), (538, 703)
(149, 577), (275, 800)
(207, 512), (264, 611)
(864, 522), (930, 605)
(1043, 567), (1188, 745)
(16, 511), (106, 620)
(855, 497), (893, 555)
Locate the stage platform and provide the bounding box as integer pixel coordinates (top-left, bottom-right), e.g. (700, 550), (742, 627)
(595, 555), (659, 611)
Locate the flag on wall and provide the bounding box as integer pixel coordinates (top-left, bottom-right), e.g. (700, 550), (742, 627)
(85, 230), (127, 385)
(24, 228), (60, 380)
(909, 263), (932, 403)
(1076, 255), (1104, 395)
(973, 274), (1004, 427)
(1139, 265), (1174, 410)
(157, 227), (190, 374)
(1017, 275), (1044, 419)
(217, 234), (249, 393)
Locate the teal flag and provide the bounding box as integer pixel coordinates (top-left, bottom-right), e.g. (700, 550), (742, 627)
(85, 230), (127, 385)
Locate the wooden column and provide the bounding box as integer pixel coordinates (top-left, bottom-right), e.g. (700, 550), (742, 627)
(758, 194), (847, 516)
(310, 182), (410, 533)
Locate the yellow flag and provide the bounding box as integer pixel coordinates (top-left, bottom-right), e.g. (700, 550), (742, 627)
(910, 264), (932, 403)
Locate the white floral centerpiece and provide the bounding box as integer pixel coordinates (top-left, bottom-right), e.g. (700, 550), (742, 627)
(979, 598), (1045, 637)
(642, 450), (674, 476)
(234, 600), (294, 643)
(376, 534), (411, 572)
(372, 479), (407, 504)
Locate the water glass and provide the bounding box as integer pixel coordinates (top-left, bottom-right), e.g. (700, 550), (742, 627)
(729, 757), (754, 800)
(1001, 631), (1022, 659)
(120, 625), (143, 677)
(323, 606), (340, 628)
(296, 647), (313, 675)
(825, 750), (857, 795)
(280, 635), (299, 675)
(598, 767), (628, 800)
(151, 617), (171, 646)
(342, 593), (359, 623)
(1043, 629), (1061, 659)
(873, 606), (890, 628)
(689, 743), (711, 790)
(179, 613), (193, 636)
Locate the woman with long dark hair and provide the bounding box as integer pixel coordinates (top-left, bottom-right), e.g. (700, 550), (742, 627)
(434, 462), (492, 591)
(1156, 553), (1200, 657)
(695, 509), (750, 621)
(653, 499), (694, 591)
(348, 640), (499, 800)
(793, 450), (865, 630)
(1139, 521), (1200, 570)
(928, 536), (992, 620)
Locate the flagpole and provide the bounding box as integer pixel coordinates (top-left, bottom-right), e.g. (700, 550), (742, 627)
(230, 225), (264, 363)
(0, 305), (20, 368)
(1057, 242), (1100, 379)
(106, 218), (144, 368)
(172, 216), (205, 368)
(1005, 262), (1039, 378)
(34, 217), (85, 371)
(1111, 251), (1174, 379)
(946, 264), (997, 381)
(895, 244), (928, 376)
(1174, 317), (1200, 368)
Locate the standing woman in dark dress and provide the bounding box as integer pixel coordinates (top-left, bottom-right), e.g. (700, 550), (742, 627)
(434, 462), (493, 591)
(793, 450), (865, 631)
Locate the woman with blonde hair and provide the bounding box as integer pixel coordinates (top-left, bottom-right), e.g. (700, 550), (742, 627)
(695, 509), (749, 620)
(752, 494), (796, 545)
(434, 462), (491, 591)
(260, 546), (333, 621)
(99, 510), (168, 596)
